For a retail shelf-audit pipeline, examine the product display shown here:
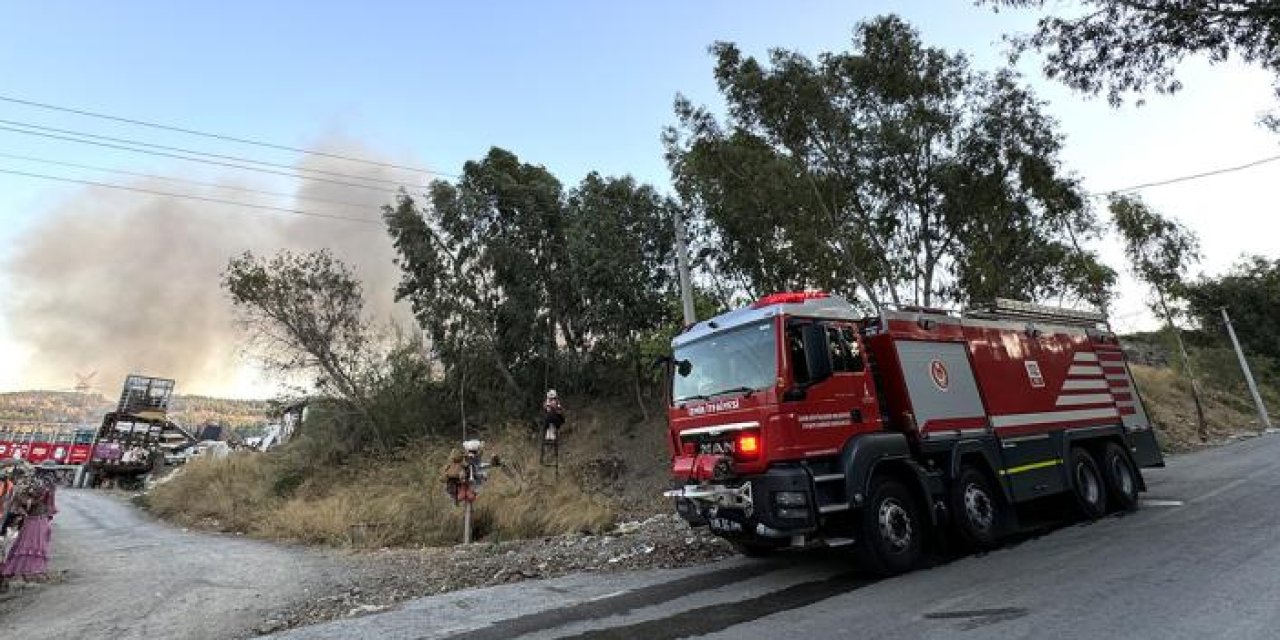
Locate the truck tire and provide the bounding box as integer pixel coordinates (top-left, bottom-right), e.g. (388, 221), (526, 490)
(1068, 446), (1107, 519)
(858, 476), (923, 576)
(951, 464), (1001, 549)
(1100, 442), (1139, 512)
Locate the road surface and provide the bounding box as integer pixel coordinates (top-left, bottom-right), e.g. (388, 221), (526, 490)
(0, 490), (345, 640)
(277, 432), (1280, 640)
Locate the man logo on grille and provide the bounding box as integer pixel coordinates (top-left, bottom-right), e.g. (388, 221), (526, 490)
(929, 359), (950, 391)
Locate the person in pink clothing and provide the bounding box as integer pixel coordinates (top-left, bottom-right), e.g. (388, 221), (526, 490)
(1, 465), (57, 586)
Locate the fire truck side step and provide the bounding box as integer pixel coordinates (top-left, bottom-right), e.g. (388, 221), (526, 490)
(812, 473), (845, 482)
(819, 503), (850, 514)
(825, 537), (855, 547)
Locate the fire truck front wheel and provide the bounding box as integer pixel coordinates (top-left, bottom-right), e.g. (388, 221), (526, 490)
(857, 476), (924, 576)
(1068, 446), (1108, 519)
(951, 464), (1002, 550)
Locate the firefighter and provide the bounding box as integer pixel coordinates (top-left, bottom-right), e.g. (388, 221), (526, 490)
(441, 449), (465, 505)
(543, 390), (564, 442)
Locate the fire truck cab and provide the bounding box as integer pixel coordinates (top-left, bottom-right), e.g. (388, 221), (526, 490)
(664, 292), (1162, 575)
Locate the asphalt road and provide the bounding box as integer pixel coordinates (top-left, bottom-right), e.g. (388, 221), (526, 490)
(279, 431), (1280, 640)
(0, 489), (345, 640)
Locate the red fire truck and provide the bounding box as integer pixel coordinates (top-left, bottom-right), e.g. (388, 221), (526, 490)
(664, 293), (1162, 575)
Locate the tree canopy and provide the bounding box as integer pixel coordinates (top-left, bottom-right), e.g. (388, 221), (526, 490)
(990, 1), (1280, 113)
(1184, 256), (1280, 360)
(1109, 193), (1201, 319)
(665, 15), (1114, 310)
(383, 147), (678, 412)
(223, 249), (370, 403)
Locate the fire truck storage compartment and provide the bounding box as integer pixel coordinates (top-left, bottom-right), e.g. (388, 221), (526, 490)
(891, 339), (986, 437)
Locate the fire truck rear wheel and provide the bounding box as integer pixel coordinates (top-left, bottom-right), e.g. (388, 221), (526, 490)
(1100, 442), (1139, 512)
(1068, 446), (1108, 519)
(951, 464), (1001, 549)
(858, 476), (923, 576)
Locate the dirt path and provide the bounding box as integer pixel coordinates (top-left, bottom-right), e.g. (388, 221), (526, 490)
(0, 489), (345, 640)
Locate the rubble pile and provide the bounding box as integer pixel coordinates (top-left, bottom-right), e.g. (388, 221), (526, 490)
(263, 514), (730, 633)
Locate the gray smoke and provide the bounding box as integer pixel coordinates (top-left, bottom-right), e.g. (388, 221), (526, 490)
(5, 137), (422, 397)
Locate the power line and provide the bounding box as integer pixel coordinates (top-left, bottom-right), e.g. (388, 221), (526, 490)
(0, 123), (402, 193)
(0, 93), (453, 176)
(0, 151), (385, 209)
(1089, 153), (1280, 197)
(0, 118), (417, 187)
(0, 167), (384, 226)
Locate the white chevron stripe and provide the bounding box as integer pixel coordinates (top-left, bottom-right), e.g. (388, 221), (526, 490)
(1062, 379), (1109, 390)
(991, 407), (1120, 428)
(1056, 393), (1115, 407)
(1073, 352), (1099, 362)
(1067, 365), (1103, 377)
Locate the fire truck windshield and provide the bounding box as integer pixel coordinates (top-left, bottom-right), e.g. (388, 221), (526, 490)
(672, 320), (776, 404)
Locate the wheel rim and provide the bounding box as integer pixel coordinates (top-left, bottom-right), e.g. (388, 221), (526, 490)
(963, 482), (994, 532)
(878, 498), (914, 552)
(1077, 462), (1101, 505)
(1111, 455), (1134, 497)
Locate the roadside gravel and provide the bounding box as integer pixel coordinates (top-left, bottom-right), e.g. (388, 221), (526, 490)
(263, 514), (731, 634)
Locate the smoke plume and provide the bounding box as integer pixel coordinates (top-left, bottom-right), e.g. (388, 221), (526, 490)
(4, 137), (421, 397)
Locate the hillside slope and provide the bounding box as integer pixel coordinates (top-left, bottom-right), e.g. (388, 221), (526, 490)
(0, 390), (268, 429)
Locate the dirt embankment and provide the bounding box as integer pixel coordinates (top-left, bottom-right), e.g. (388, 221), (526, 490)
(1132, 364), (1272, 452)
(145, 398), (672, 548)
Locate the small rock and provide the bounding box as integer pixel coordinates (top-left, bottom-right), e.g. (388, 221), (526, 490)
(256, 619), (286, 634)
(346, 604), (387, 617)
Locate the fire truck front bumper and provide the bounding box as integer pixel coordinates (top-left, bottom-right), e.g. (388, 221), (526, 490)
(664, 466), (818, 539)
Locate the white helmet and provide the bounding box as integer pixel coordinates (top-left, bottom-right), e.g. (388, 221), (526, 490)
(546, 389), (558, 399)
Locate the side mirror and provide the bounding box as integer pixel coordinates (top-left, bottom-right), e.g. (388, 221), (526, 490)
(801, 324), (833, 384)
(675, 359), (693, 377)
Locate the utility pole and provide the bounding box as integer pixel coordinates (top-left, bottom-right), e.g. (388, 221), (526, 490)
(1221, 307), (1272, 431)
(463, 500), (473, 544)
(674, 208), (696, 326)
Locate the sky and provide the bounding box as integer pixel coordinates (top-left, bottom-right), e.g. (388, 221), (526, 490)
(0, 1), (1276, 397)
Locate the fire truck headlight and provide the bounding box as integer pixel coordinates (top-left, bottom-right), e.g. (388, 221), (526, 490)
(774, 491), (808, 507)
(774, 491), (809, 519)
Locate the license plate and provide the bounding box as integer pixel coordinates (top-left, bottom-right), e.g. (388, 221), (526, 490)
(709, 517), (743, 533)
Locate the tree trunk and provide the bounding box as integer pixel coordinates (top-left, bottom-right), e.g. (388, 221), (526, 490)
(1158, 290), (1207, 441)
(488, 341), (526, 400)
(631, 340), (650, 423)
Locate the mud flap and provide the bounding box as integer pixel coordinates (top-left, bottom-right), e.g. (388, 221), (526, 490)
(1128, 427), (1164, 468)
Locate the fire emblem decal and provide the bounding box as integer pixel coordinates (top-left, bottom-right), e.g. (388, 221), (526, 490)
(929, 359), (950, 391)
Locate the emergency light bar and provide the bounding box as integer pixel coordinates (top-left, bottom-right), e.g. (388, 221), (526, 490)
(752, 291), (830, 308)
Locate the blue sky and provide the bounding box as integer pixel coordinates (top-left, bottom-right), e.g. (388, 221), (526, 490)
(1, 1), (1276, 394)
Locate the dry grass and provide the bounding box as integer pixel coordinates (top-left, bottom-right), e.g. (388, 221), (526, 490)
(146, 453), (281, 532)
(145, 405), (657, 547)
(1131, 364), (1269, 452)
